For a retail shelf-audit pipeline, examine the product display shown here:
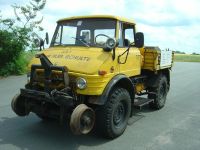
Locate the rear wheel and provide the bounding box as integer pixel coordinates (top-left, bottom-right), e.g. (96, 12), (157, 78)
(148, 75), (168, 109)
(96, 88), (131, 139)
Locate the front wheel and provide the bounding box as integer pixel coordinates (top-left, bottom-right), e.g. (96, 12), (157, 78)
(96, 88), (131, 139)
(148, 75), (169, 109)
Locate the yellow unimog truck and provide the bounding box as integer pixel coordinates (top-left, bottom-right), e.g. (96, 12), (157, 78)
(11, 15), (173, 139)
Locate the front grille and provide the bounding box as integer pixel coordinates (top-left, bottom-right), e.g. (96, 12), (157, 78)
(33, 70), (65, 88)
(30, 64), (69, 92)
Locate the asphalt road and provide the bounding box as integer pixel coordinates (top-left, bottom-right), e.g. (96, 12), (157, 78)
(0, 62), (200, 150)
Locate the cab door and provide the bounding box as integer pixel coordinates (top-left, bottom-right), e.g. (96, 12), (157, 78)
(116, 22), (141, 77)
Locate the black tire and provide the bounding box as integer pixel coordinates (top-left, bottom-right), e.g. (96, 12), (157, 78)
(148, 75), (168, 109)
(96, 88), (131, 139)
(11, 94), (28, 116)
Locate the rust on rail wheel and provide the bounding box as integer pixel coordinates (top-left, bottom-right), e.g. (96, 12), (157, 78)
(70, 104), (95, 135)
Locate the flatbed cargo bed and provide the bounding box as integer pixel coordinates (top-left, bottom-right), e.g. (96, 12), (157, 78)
(141, 46), (173, 71)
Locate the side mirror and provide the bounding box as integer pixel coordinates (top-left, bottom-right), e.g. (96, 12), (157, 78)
(33, 38), (40, 47)
(135, 32), (144, 48)
(103, 38), (117, 52)
(33, 38), (44, 51)
(33, 32), (49, 51)
(45, 32), (49, 44)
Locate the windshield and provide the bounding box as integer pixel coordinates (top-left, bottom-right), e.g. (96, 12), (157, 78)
(50, 18), (116, 47)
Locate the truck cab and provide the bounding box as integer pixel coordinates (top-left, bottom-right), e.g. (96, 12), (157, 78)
(11, 15), (173, 139)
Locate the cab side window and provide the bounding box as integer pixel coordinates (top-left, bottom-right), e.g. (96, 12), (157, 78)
(118, 22), (135, 47)
(125, 28), (134, 45)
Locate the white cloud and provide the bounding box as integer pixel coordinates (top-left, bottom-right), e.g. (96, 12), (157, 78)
(42, 0), (126, 21)
(0, 0), (200, 53)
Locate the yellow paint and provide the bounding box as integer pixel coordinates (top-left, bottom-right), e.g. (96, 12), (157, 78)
(140, 47), (173, 71)
(28, 15), (172, 96)
(29, 47), (111, 75)
(135, 83), (145, 93)
(58, 15), (135, 24)
(116, 47), (141, 76)
(29, 46), (120, 95)
(29, 44), (142, 95)
(28, 16), (140, 96)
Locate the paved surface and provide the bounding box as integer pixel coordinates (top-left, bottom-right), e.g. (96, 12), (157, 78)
(0, 62), (200, 150)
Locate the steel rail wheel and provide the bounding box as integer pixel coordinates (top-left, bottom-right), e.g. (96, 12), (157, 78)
(11, 94), (29, 116)
(70, 104), (95, 135)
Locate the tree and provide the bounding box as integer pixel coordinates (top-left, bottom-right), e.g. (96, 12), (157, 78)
(173, 50), (185, 54)
(1, 0), (46, 48)
(0, 0), (46, 76)
(192, 52), (199, 55)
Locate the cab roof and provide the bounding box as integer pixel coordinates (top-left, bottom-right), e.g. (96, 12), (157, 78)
(57, 15), (135, 24)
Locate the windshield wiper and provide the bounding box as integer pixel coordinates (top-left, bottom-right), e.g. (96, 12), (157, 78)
(71, 37), (90, 47)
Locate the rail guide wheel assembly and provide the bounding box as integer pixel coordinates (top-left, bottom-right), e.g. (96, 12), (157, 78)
(70, 104), (95, 135)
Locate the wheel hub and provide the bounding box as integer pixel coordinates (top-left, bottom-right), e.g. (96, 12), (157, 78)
(159, 83), (166, 101)
(113, 102), (125, 126)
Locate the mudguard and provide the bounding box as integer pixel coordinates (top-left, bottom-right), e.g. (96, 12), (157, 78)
(88, 74), (135, 105)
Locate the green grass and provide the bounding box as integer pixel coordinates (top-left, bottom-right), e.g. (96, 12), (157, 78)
(174, 54), (200, 62)
(23, 50), (37, 63)
(0, 51), (36, 77)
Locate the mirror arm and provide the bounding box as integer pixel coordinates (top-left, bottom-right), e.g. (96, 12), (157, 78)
(39, 45), (42, 51)
(112, 40), (119, 60)
(39, 39), (44, 51)
(45, 32), (49, 45)
(118, 46), (131, 64)
(112, 48), (116, 60)
(43, 38), (47, 49)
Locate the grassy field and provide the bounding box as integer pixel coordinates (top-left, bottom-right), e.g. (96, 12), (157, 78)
(174, 54), (200, 62)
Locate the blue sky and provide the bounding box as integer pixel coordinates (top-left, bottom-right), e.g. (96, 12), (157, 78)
(0, 0), (200, 53)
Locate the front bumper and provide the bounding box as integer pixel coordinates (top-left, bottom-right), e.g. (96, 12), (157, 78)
(22, 53), (76, 119)
(12, 53), (96, 134)
(20, 88), (74, 107)
(20, 88), (75, 119)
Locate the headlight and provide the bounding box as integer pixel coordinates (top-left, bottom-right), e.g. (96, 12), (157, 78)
(106, 38), (116, 50)
(27, 72), (31, 83)
(76, 77), (87, 90)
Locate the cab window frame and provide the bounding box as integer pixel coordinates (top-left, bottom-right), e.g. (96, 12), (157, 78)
(118, 21), (136, 48)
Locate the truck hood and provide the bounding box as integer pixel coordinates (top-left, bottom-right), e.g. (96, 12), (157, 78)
(29, 46), (111, 75)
